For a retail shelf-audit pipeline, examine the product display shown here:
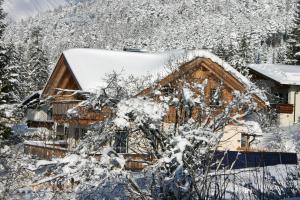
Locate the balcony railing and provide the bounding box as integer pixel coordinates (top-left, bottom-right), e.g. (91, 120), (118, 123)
(52, 102), (113, 124)
(271, 103), (294, 114)
(53, 102), (79, 116)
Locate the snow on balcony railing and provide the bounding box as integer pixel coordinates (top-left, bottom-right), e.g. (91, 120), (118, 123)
(24, 140), (68, 151)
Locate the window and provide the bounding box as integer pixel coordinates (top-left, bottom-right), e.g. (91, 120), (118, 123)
(241, 133), (250, 148)
(75, 128), (80, 141)
(56, 125), (65, 140)
(47, 108), (53, 120)
(56, 135), (64, 140)
(210, 89), (222, 106)
(273, 92), (288, 104)
(64, 127), (69, 138)
(81, 128), (87, 139)
(114, 130), (128, 153)
(56, 125), (64, 134)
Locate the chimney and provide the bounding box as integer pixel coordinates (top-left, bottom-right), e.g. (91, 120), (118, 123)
(123, 47), (148, 53)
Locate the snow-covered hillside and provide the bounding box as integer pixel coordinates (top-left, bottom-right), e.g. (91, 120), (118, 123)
(3, 0), (297, 66)
(3, 0), (68, 21)
(2, 0), (89, 21)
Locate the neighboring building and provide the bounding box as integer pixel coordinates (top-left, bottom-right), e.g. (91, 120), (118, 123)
(31, 49), (267, 153)
(22, 91), (54, 130)
(248, 64), (300, 127)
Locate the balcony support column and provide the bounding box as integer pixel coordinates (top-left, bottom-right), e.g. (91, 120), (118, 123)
(294, 91), (298, 124)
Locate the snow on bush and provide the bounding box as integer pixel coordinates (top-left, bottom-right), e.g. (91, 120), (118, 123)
(259, 123), (300, 154)
(115, 97), (168, 129)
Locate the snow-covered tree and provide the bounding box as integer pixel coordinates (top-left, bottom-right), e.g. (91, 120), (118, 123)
(0, 44), (24, 142)
(0, 0), (8, 140)
(3, 0), (296, 66)
(0, 1), (21, 141)
(24, 26), (49, 93)
(0, 2), (25, 198)
(286, 0), (300, 64)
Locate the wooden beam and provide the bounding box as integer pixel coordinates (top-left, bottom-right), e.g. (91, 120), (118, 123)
(57, 69), (72, 90)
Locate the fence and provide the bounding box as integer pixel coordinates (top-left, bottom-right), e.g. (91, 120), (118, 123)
(24, 143), (297, 171)
(214, 150), (298, 169)
(24, 143), (154, 171)
(24, 142), (68, 159)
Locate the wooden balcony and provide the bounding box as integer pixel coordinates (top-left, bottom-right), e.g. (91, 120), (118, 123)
(27, 120), (54, 130)
(52, 102), (113, 125)
(271, 103), (294, 114)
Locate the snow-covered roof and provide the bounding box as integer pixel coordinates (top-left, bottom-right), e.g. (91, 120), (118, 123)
(248, 64), (300, 85)
(62, 48), (252, 92)
(21, 91), (41, 107)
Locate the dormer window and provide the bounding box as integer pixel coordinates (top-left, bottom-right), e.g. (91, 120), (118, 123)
(161, 85), (174, 96)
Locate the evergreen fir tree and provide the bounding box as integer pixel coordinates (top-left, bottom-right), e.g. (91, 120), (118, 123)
(215, 34), (252, 77)
(234, 34), (252, 77)
(286, 0), (300, 64)
(213, 42), (236, 62)
(0, 50), (21, 139)
(0, 45), (21, 104)
(25, 26), (49, 92)
(0, 0), (11, 140)
(0, 48), (11, 140)
(13, 44), (28, 100)
(0, 0), (21, 139)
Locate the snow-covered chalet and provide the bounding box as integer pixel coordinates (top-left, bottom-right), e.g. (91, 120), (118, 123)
(26, 48), (268, 159)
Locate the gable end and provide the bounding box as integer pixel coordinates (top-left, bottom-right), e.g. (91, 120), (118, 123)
(42, 54), (82, 97)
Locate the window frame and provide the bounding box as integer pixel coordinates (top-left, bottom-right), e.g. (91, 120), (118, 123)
(209, 88), (222, 107)
(114, 130), (129, 153)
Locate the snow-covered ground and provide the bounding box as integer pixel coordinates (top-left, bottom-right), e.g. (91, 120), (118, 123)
(257, 123), (300, 154)
(5, 152), (300, 200)
(1, 124), (300, 199)
(2, 124), (300, 200)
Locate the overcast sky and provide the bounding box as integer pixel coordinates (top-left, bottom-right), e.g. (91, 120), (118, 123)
(3, 0), (67, 21)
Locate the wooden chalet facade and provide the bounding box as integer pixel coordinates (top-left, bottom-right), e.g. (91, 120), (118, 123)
(25, 49), (267, 166)
(42, 53), (114, 148)
(140, 56), (266, 151)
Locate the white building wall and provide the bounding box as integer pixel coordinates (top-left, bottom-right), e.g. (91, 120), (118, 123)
(219, 124), (260, 151)
(162, 123), (255, 151)
(278, 113), (294, 127)
(279, 87), (300, 127)
(219, 125), (243, 150)
(27, 109), (49, 121)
